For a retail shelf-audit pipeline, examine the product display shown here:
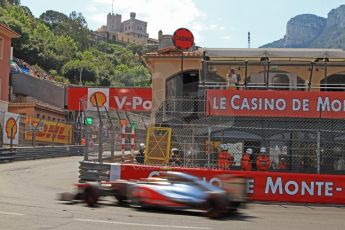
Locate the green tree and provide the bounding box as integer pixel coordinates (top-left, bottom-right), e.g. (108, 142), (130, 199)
(1, 4), (152, 87)
(44, 35), (78, 70)
(39, 10), (69, 26)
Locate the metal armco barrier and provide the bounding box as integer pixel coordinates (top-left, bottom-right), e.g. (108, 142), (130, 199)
(119, 164), (345, 205)
(0, 148), (16, 162)
(79, 162), (345, 205)
(79, 152), (132, 182)
(79, 161), (111, 182)
(0, 145), (84, 162)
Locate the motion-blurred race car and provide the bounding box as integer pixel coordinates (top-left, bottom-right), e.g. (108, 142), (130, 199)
(59, 171), (247, 218)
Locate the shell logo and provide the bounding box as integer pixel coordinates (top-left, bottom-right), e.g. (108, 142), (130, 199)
(5, 117), (17, 139)
(89, 91), (107, 107)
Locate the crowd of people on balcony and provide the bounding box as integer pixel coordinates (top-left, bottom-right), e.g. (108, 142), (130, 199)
(10, 57), (54, 81)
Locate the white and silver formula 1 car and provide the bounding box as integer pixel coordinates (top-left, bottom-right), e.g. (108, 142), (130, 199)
(60, 171), (247, 218)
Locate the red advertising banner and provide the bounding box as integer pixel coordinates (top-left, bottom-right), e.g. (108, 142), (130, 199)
(110, 164), (345, 205)
(67, 87), (152, 111)
(206, 89), (345, 119)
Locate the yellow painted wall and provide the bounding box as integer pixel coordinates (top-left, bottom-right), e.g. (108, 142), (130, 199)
(149, 56), (202, 111)
(146, 54), (345, 111)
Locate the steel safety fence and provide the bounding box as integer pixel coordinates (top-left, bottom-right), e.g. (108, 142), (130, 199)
(154, 96), (345, 175)
(78, 98), (151, 163)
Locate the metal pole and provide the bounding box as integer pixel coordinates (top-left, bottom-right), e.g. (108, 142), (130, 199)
(32, 119), (42, 147)
(130, 127), (135, 162)
(79, 67), (83, 85)
(308, 62), (314, 91)
(84, 125), (89, 161)
(207, 127), (211, 168)
(317, 131), (321, 174)
(201, 51), (208, 91)
(263, 63), (267, 89)
(266, 61), (271, 89)
(10, 127), (13, 151)
(32, 130), (36, 147)
(244, 61), (248, 89)
(52, 121), (59, 146)
(104, 107), (115, 162)
(181, 51), (184, 81)
(191, 125), (195, 166)
(324, 59), (328, 91)
(121, 123), (126, 163)
(93, 94), (103, 163)
(183, 141), (186, 167)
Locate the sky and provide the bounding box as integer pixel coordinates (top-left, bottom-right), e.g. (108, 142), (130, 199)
(21, 0), (345, 48)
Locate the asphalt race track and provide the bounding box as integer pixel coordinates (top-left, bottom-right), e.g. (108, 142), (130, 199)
(0, 157), (344, 230)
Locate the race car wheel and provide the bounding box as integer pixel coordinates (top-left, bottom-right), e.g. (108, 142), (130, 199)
(83, 186), (99, 207)
(128, 187), (147, 209)
(228, 201), (241, 212)
(115, 194), (126, 206)
(114, 183), (128, 206)
(203, 193), (228, 219)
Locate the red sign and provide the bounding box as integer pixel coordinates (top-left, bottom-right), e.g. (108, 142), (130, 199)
(172, 28), (194, 50)
(207, 89), (345, 119)
(110, 164), (345, 205)
(67, 87), (152, 111)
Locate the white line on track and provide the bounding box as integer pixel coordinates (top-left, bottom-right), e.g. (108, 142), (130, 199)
(0, 211), (24, 216)
(74, 218), (212, 229)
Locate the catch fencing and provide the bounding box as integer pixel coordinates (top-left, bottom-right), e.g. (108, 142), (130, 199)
(79, 100), (151, 163)
(154, 96), (345, 175)
(77, 94), (345, 175)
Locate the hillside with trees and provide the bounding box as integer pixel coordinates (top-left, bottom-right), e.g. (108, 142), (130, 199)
(0, 0), (151, 87)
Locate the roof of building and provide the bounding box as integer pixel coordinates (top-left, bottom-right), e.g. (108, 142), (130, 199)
(144, 46), (202, 58)
(0, 23), (20, 38)
(201, 48), (345, 60)
(9, 96), (65, 114)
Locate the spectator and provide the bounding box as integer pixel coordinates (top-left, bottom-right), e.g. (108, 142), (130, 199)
(169, 148), (182, 166)
(218, 144), (234, 170)
(226, 67), (240, 89)
(136, 143), (145, 164)
(256, 147), (272, 171)
(277, 156), (288, 170)
(334, 157), (345, 171)
(241, 148), (253, 171)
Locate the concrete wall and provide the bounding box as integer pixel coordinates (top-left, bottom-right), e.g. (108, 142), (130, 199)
(0, 33), (11, 101)
(11, 74), (65, 109)
(149, 56), (202, 111)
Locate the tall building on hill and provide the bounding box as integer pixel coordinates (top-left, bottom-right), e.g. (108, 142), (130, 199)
(107, 12), (121, 33)
(97, 11), (151, 46)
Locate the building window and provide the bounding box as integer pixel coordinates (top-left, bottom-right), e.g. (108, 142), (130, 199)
(0, 36), (4, 60)
(52, 118), (56, 121)
(36, 114), (40, 118)
(42, 115), (45, 120)
(48, 116), (51, 120)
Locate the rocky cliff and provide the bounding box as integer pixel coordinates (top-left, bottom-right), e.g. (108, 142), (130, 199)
(261, 5), (345, 49)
